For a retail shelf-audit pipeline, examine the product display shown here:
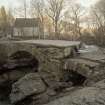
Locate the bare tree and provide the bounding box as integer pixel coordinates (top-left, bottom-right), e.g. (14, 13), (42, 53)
(7, 8), (15, 26)
(31, 0), (44, 20)
(15, 0), (27, 18)
(31, 0), (45, 39)
(96, 0), (105, 21)
(66, 4), (85, 38)
(0, 6), (14, 37)
(90, 0), (105, 45)
(46, 0), (65, 38)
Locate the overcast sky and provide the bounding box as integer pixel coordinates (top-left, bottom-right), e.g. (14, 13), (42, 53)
(0, 0), (99, 8)
(0, 0), (31, 11)
(0, 0), (19, 8)
(0, 0), (99, 18)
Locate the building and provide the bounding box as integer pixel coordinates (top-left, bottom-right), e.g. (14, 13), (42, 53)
(13, 18), (43, 39)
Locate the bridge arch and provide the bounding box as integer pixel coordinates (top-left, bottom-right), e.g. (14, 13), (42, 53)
(9, 50), (39, 72)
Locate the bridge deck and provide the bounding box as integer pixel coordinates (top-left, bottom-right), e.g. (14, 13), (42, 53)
(0, 40), (81, 48)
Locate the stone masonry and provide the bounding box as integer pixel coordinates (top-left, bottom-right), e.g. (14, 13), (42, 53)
(0, 40), (81, 80)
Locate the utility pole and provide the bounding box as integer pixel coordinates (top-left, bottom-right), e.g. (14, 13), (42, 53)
(24, 0), (27, 18)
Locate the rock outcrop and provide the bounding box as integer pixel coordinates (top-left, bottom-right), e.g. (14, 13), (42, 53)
(10, 73), (46, 104)
(10, 72), (73, 105)
(63, 47), (105, 85)
(44, 79), (105, 105)
(0, 42), (105, 105)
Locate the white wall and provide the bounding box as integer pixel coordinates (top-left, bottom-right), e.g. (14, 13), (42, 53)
(23, 27), (38, 36)
(14, 28), (22, 36)
(14, 27), (39, 37)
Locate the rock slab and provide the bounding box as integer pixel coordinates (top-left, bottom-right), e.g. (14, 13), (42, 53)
(10, 73), (46, 104)
(44, 79), (105, 105)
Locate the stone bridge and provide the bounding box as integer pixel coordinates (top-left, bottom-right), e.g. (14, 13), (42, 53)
(0, 40), (81, 80)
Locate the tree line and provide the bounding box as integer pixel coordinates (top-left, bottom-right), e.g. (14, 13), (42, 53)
(0, 6), (14, 36)
(0, 0), (105, 46)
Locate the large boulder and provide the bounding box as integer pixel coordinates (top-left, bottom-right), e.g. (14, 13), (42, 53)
(12, 72), (73, 105)
(63, 46), (105, 75)
(44, 79), (105, 105)
(40, 72), (72, 92)
(64, 58), (100, 78)
(10, 73), (46, 104)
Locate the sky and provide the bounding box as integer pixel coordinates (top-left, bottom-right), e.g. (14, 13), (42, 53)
(0, 0), (20, 9)
(0, 0), (99, 8)
(0, 0), (99, 17)
(76, 0), (99, 8)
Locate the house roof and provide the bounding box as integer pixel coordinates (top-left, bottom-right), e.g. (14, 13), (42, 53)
(14, 18), (40, 27)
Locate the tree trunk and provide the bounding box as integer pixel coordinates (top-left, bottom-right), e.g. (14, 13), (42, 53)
(55, 20), (59, 39)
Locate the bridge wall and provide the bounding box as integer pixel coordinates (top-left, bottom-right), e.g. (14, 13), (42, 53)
(0, 42), (79, 80)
